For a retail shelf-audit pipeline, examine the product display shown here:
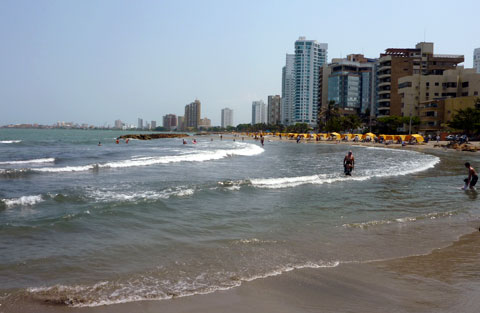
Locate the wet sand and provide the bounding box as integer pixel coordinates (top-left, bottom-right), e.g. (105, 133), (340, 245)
(4, 230), (480, 313)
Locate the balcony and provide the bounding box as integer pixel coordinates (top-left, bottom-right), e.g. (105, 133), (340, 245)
(378, 65), (391, 72)
(378, 81), (391, 88)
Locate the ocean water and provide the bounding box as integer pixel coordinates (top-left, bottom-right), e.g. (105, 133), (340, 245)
(1, 128), (479, 307)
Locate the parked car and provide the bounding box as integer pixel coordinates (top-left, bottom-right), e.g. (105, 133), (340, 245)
(446, 135), (455, 141)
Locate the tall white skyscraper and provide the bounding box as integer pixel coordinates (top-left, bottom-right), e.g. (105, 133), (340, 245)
(293, 37), (328, 126)
(474, 48), (480, 73)
(251, 100), (266, 125)
(137, 118), (143, 129)
(281, 54), (295, 125)
(221, 108), (234, 128)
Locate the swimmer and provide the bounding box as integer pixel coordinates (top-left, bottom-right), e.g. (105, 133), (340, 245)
(464, 162), (478, 190)
(343, 151), (355, 176)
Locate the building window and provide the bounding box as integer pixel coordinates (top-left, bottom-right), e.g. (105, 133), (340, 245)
(462, 81), (469, 88)
(426, 82), (430, 87)
(435, 82), (439, 86)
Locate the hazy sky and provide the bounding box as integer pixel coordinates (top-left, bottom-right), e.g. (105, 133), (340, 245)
(1, 0), (479, 126)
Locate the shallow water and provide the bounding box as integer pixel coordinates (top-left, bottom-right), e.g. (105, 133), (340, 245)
(1, 129), (479, 307)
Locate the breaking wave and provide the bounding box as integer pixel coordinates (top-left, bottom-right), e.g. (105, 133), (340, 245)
(0, 158), (55, 165)
(30, 143), (264, 173)
(85, 186), (195, 202)
(26, 261), (339, 307)
(1, 195), (44, 208)
(0, 140), (22, 144)
(250, 153), (439, 189)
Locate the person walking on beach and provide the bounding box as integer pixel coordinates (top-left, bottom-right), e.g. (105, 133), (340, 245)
(344, 151), (355, 175)
(260, 136), (264, 146)
(464, 162), (478, 190)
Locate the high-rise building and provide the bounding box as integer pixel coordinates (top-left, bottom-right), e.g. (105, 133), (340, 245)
(151, 120), (157, 130)
(163, 114), (178, 131)
(184, 100), (201, 129)
(114, 119), (123, 129)
(293, 37), (328, 126)
(221, 108), (234, 128)
(251, 100), (266, 124)
(137, 118), (143, 129)
(377, 42), (463, 117)
(474, 48), (480, 73)
(267, 95), (281, 125)
(281, 54), (295, 125)
(324, 55), (377, 115)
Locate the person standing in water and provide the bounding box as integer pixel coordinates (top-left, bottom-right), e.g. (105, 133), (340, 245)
(343, 151), (355, 175)
(464, 162), (478, 190)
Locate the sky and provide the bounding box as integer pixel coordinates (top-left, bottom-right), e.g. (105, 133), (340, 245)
(0, 0), (479, 127)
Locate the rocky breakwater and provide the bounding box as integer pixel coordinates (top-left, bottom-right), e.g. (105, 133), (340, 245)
(118, 133), (189, 140)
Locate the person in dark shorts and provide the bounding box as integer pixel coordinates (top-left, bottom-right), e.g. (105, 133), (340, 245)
(344, 151), (355, 176)
(464, 162), (478, 190)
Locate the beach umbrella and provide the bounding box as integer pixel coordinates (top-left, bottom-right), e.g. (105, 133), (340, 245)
(411, 134), (424, 143)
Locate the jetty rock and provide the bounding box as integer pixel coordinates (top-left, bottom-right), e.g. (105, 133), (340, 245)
(118, 133), (189, 140)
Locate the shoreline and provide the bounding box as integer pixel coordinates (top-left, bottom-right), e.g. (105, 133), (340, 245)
(6, 230), (480, 313)
(211, 133), (480, 155)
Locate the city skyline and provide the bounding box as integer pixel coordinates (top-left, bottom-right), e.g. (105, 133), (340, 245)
(1, 0), (479, 126)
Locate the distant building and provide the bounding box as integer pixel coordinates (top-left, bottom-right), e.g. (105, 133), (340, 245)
(323, 55), (377, 116)
(474, 48), (480, 73)
(184, 100), (201, 129)
(251, 100), (266, 124)
(198, 117), (211, 129)
(151, 120), (156, 129)
(418, 96), (478, 133)
(177, 116), (184, 131)
(399, 66), (480, 132)
(267, 95), (281, 125)
(221, 108), (234, 128)
(377, 42), (463, 117)
(293, 37), (328, 126)
(114, 119), (123, 129)
(163, 114), (177, 131)
(137, 118), (143, 129)
(281, 54), (295, 125)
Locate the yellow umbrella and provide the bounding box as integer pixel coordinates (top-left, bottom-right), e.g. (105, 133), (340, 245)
(364, 132), (376, 138)
(331, 132), (341, 138)
(411, 134), (424, 143)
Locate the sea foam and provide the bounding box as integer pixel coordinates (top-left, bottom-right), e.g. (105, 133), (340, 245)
(32, 143), (264, 173)
(250, 154), (440, 189)
(2, 195), (44, 208)
(0, 140), (22, 144)
(0, 158), (55, 165)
